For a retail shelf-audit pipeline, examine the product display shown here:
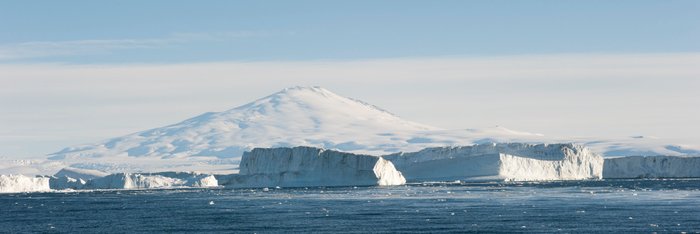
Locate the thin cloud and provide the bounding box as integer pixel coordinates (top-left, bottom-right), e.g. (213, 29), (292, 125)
(0, 31), (275, 60)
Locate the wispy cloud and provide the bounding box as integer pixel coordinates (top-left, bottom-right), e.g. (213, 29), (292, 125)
(0, 31), (275, 60)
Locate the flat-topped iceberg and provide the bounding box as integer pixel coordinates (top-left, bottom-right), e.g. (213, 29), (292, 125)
(82, 172), (218, 190)
(46, 170), (218, 190)
(384, 143), (604, 182)
(603, 156), (700, 178)
(0, 174), (51, 193)
(218, 146), (406, 188)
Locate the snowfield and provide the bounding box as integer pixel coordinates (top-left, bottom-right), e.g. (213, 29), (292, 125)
(218, 146), (405, 188)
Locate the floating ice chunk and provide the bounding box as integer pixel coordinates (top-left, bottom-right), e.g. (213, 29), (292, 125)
(218, 146), (405, 188)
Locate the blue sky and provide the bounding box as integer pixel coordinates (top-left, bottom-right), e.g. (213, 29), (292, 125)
(1, 1), (698, 63)
(1, 1), (699, 158)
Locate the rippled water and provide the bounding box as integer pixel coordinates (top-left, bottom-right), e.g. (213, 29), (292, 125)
(2, 179), (700, 233)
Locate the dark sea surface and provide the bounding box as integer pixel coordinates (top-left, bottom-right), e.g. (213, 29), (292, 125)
(1, 179), (700, 233)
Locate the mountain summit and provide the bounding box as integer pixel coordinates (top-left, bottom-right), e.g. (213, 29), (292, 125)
(49, 86), (436, 162)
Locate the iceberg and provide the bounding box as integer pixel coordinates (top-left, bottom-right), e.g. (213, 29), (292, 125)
(0, 174), (51, 193)
(86, 173), (180, 189)
(54, 167), (109, 181)
(84, 172), (218, 189)
(218, 146), (406, 188)
(44, 170), (218, 190)
(49, 176), (87, 190)
(603, 156), (700, 178)
(384, 143), (604, 182)
(49, 167), (112, 190)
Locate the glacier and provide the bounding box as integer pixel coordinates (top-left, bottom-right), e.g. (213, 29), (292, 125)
(217, 146), (406, 188)
(0, 174), (51, 193)
(603, 156), (700, 178)
(384, 143), (604, 182)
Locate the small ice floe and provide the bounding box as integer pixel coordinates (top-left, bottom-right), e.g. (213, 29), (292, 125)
(262, 187), (270, 192)
(208, 201), (215, 205)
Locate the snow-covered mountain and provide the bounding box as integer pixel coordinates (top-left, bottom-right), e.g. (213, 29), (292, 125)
(5, 86), (698, 175)
(49, 86), (437, 159)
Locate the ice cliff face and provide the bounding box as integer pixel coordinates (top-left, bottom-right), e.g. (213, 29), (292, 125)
(384, 143), (604, 182)
(0, 174), (50, 193)
(219, 146), (406, 188)
(603, 156), (700, 178)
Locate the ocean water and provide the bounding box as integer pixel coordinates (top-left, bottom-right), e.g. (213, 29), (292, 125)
(2, 179), (700, 233)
